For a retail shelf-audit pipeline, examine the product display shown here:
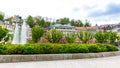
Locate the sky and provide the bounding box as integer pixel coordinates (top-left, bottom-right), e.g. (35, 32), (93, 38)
(0, 0), (120, 26)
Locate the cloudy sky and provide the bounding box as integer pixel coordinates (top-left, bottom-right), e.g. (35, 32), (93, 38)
(0, 0), (120, 25)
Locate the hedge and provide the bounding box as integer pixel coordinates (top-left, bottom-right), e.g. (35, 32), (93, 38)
(0, 44), (118, 54)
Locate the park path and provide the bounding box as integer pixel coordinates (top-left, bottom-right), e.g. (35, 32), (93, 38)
(0, 55), (120, 68)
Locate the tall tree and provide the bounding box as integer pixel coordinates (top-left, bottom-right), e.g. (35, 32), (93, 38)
(84, 20), (91, 27)
(77, 20), (84, 27)
(36, 19), (50, 27)
(70, 20), (75, 26)
(36, 19), (44, 26)
(57, 17), (69, 24)
(0, 12), (4, 21)
(26, 15), (34, 28)
(70, 19), (84, 27)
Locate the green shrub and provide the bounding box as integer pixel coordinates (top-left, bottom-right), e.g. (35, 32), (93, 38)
(108, 31), (118, 44)
(23, 44), (53, 54)
(94, 31), (107, 43)
(76, 45), (89, 53)
(0, 44), (6, 54)
(32, 27), (44, 43)
(23, 45), (36, 54)
(38, 44), (52, 54)
(49, 44), (62, 54)
(98, 44), (108, 52)
(0, 43), (118, 54)
(5, 44), (24, 54)
(105, 44), (118, 51)
(87, 44), (101, 53)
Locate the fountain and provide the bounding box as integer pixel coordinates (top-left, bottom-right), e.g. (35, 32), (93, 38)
(12, 21), (27, 44)
(12, 23), (20, 44)
(20, 21), (27, 44)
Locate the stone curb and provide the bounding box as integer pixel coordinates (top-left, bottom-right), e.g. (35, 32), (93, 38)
(0, 51), (120, 63)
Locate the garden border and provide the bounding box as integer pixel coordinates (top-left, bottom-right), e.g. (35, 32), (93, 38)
(0, 51), (120, 63)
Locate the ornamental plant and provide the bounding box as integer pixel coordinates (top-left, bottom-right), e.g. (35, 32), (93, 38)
(65, 33), (76, 43)
(77, 31), (94, 43)
(45, 29), (63, 43)
(32, 27), (44, 43)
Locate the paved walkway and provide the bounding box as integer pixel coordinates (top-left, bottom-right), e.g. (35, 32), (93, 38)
(0, 56), (120, 68)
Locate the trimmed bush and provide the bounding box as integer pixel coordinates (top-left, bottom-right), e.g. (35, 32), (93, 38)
(87, 44), (101, 53)
(0, 44), (118, 54)
(97, 44), (108, 52)
(4, 44), (24, 54)
(0, 44), (6, 54)
(105, 44), (118, 51)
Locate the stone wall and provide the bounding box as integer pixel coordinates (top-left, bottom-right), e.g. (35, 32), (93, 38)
(0, 51), (120, 63)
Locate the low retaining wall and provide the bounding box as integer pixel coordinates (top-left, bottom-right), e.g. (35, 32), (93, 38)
(0, 51), (120, 63)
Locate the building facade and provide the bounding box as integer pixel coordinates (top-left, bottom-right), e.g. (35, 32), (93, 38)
(51, 24), (76, 35)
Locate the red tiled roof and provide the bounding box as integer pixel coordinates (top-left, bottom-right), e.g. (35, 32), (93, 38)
(75, 27), (87, 30)
(75, 27), (97, 31)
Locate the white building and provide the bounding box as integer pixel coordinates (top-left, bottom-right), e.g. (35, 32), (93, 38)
(51, 24), (76, 35)
(0, 21), (15, 34)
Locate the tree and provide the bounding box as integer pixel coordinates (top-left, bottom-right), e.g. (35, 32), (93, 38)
(45, 29), (63, 43)
(36, 19), (44, 26)
(0, 27), (8, 41)
(77, 31), (93, 43)
(0, 12), (4, 21)
(44, 21), (50, 27)
(70, 19), (84, 27)
(56, 17), (69, 24)
(32, 27), (44, 43)
(70, 20), (75, 26)
(36, 19), (50, 27)
(77, 20), (84, 27)
(65, 33), (76, 43)
(26, 15), (34, 28)
(84, 20), (91, 27)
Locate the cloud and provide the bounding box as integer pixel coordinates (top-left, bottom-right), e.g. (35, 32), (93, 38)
(72, 8), (80, 12)
(88, 3), (120, 17)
